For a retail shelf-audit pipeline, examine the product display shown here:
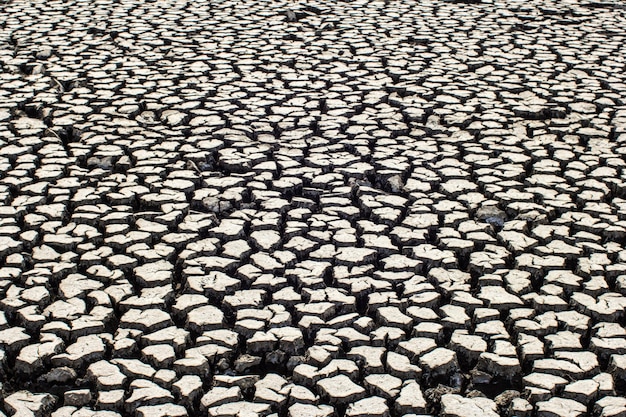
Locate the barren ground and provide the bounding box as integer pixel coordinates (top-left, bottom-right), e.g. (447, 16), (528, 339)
(1, 0), (626, 416)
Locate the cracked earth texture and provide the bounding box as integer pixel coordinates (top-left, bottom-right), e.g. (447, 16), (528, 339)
(1, 0), (626, 416)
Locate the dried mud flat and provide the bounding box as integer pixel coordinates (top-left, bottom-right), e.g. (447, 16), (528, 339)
(1, 0), (626, 416)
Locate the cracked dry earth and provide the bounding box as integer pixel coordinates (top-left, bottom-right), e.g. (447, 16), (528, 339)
(1, 0), (626, 416)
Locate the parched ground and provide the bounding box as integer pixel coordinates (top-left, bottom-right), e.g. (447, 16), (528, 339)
(1, 0), (626, 416)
